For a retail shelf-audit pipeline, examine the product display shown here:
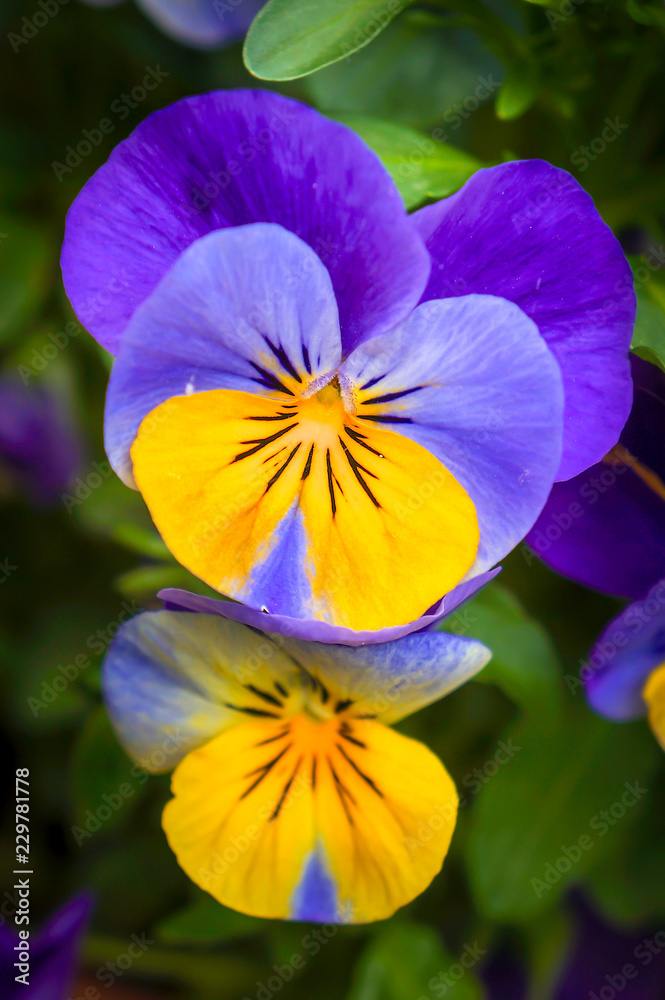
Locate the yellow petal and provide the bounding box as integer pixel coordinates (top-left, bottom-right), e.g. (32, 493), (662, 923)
(162, 713), (457, 923)
(643, 661), (665, 750)
(131, 385), (479, 631)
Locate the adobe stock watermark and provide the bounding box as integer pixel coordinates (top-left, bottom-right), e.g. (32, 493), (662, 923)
(242, 926), (338, 1000)
(8, 0), (70, 53)
(570, 117), (629, 172)
(61, 459), (113, 513)
(52, 66), (170, 181)
(17, 321), (82, 384)
(565, 577), (665, 696)
(419, 942), (487, 998)
(71, 730), (188, 845)
(589, 931), (665, 1000)
(27, 600), (139, 717)
(394, 75), (500, 185)
(66, 932), (154, 998)
(530, 781), (648, 898)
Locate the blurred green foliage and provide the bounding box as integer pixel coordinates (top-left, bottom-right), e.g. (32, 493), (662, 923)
(1, 0), (665, 997)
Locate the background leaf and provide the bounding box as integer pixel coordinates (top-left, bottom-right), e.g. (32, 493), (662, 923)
(334, 114), (483, 208)
(466, 709), (657, 921)
(347, 921), (485, 1000)
(244, 0), (413, 80)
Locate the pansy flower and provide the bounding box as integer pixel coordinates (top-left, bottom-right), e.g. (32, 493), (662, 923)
(62, 90), (634, 633)
(527, 355), (665, 599)
(102, 609), (491, 921)
(584, 575), (665, 752)
(79, 0), (266, 49)
(0, 377), (80, 509)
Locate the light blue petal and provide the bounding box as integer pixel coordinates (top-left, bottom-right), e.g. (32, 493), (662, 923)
(105, 223), (342, 486)
(281, 630), (492, 724)
(102, 610), (300, 770)
(341, 294), (564, 574)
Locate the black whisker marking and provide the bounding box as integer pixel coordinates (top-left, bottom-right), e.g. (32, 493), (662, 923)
(249, 361), (295, 396)
(328, 758), (356, 825)
(339, 438), (381, 507)
(337, 743), (384, 797)
(224, 702), (280, 718)
(318, 680), (329, 704)
(232, 424), (296, 463)
(301, 444), (314, 481)
(326, 449), (337, 517)
(344, 425), (383, 457)
(265, 443), (301, 493)
(270, 756), (303, 820)
(362, 386), (424, 405)
(334, 698), (353, 714)
(255, 726), (291, 747)
(240, 744), (292, 798)
(244, 684), (284, 708)
(264, 337), (302, 383)
(360, 374), (385, 391)
(248, 412), (296, 422)
(263, 446), (286, 464)
(360, 414), (413, 425)
(311, 756), (318, 790)
(339, 730), (367, 749)
(302, 345), (312, 375)
(274, 681), (288, 698)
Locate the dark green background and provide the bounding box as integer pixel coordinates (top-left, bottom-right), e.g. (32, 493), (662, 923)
(1, 0), (665, 996)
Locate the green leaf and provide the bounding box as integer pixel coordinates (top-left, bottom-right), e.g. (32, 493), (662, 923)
(333, 114), (482, 209)
(347, 921), (485, 1000)
(244, 0), (413, 81)
(114, 564), (220, 601)
(157, 891), (263, 945)
(584, 770), (665, 924)
(466, 709), (657, 921)
(70, 705), (145, 835)
(0, 215), (52, 346)
(305, 18), (501, 129)
(495, 68), (540, 121)
(631, 263), (665, 371)
(440, 583), (564, 724)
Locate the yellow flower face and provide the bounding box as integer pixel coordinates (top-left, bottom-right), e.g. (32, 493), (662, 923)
(103, 611), (492, 922)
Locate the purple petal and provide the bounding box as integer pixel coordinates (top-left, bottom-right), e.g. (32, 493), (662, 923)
(585, 576), (665, 720)
(412, 160), (634, 481)
(0, 378), (80, 508)
(157, 567), (500, 646)
(62, 90), (429, 355)
(554, 893), (665, 1000)
(135, 0), (265, 47)
(527, 355), (665, 600)
(342, 294), (564, 574)
(105, 223), (341, 485)
(1, 892), (93, 1000)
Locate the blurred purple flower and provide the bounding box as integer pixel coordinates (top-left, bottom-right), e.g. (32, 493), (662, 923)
(483, 894), (665, 1000)
(1, 892), (92, 999)
(527, 354), (665, 600)
(80, 0), (266, 49)
(0, 378), (81, 508)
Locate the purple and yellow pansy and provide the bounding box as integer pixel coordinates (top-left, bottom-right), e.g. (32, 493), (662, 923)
(102, 609), (491, 922)
(61, 89), (635, 634)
